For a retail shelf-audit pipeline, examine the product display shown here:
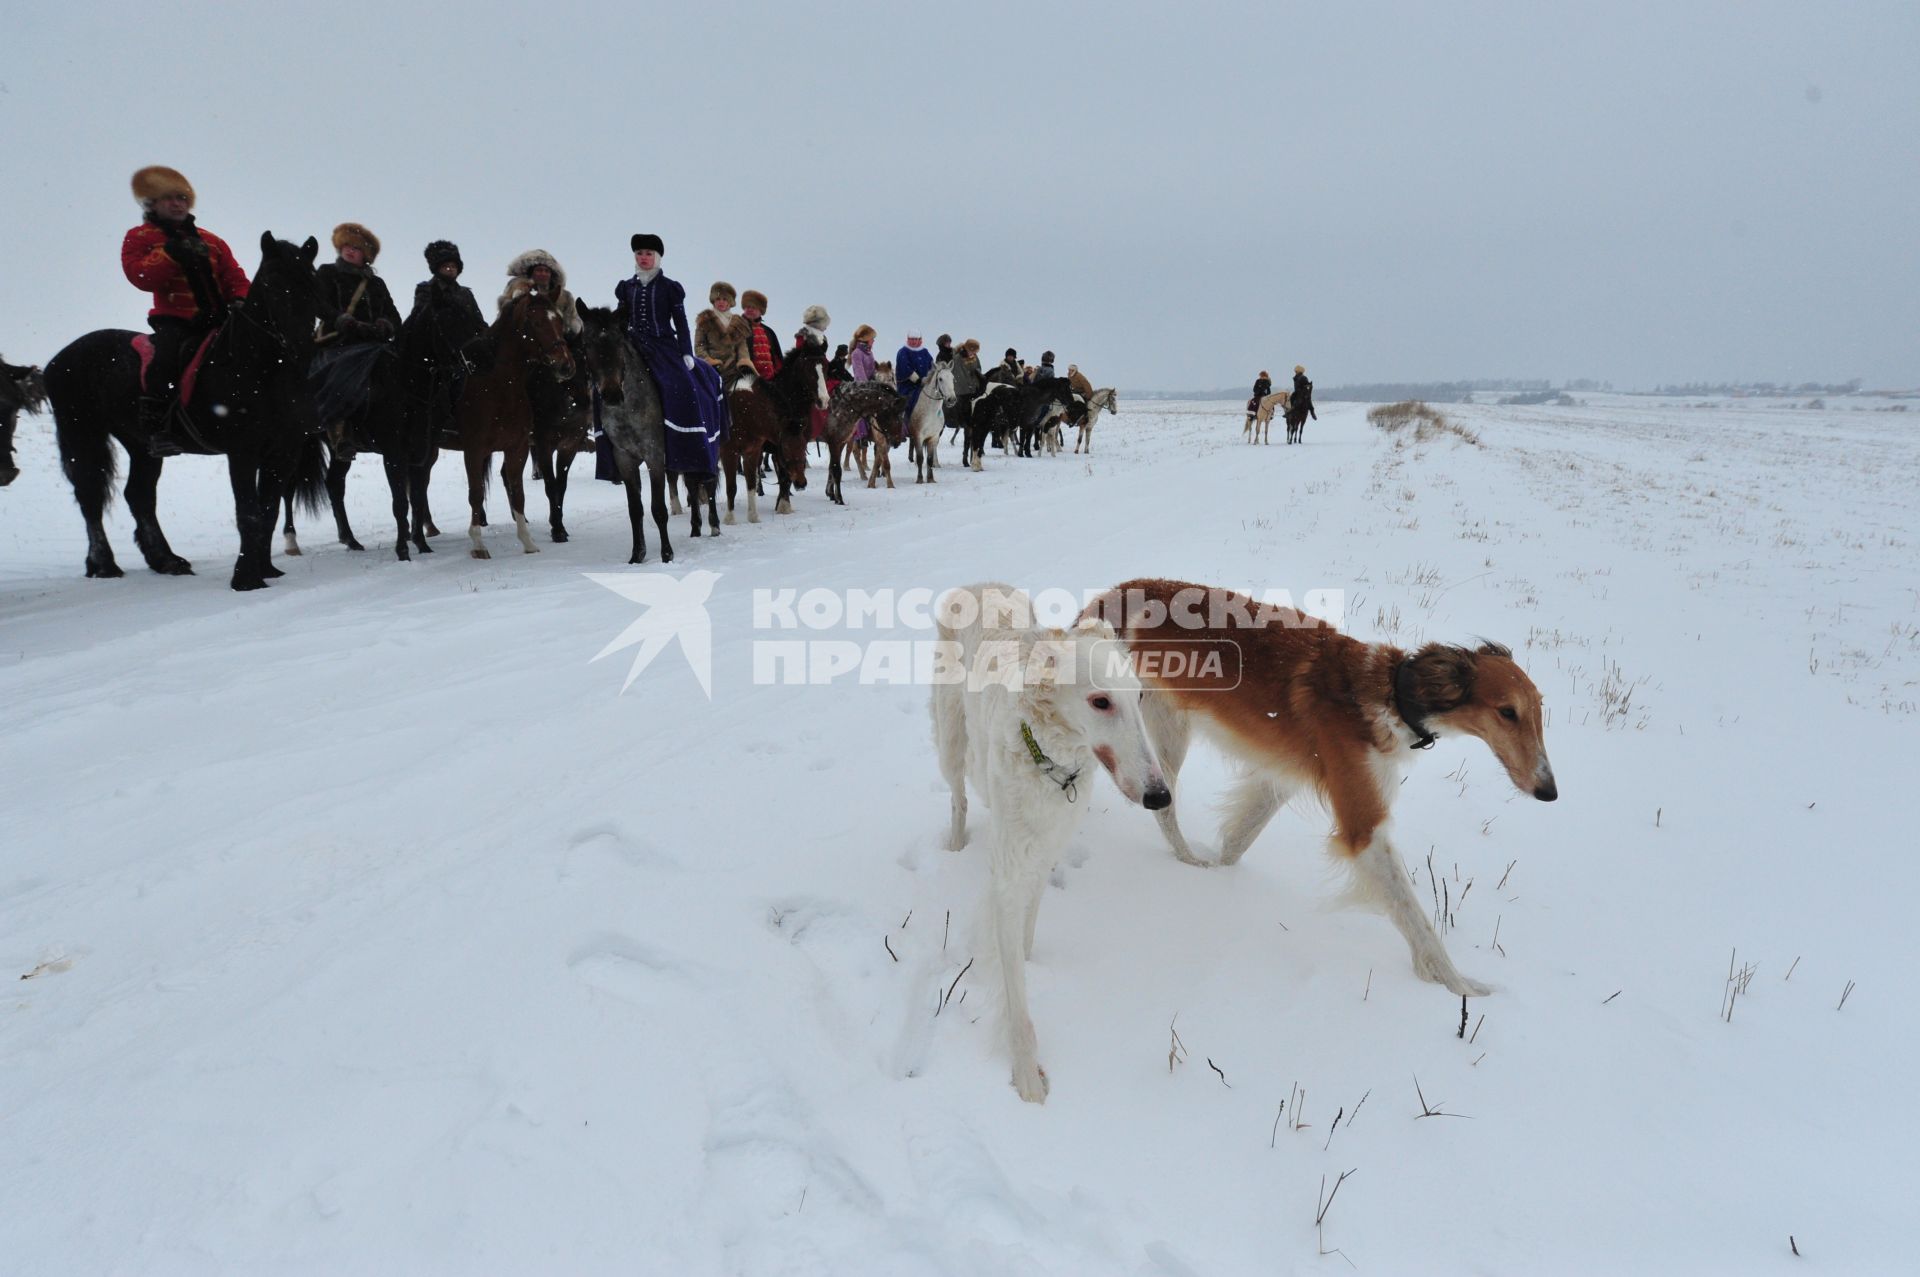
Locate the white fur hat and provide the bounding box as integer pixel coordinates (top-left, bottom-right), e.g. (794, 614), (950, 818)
(801, 304), (830, 330)
(906, 328), (922, 340)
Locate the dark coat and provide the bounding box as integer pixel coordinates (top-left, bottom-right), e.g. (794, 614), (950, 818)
(1292, 372), (1314, 418)
(1252, 377), (1271, 402)
(411, 276), (487, 338)
(316, 261), (403, 343)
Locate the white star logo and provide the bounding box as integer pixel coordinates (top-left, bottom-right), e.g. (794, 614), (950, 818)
(585, 570), (721, 697)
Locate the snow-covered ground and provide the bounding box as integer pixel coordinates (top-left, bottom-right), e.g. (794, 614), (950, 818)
(3, 397), (1916, 1273)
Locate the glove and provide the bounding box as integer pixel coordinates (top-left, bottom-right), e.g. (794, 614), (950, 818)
(165, 235), (211, 264)
(374, 318), (395, 340)
(910, 372), (921, 383)
(683, 354), (695, 370)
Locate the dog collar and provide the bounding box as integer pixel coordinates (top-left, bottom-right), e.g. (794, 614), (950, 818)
(1391, 658), (1439, 750)
(1019, 721), (1081, 802)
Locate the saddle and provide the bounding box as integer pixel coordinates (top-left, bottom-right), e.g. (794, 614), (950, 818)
(132, 330), (218, 407)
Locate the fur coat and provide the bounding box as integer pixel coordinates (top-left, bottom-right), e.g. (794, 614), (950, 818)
(1067, 366), (1094, 399)
(498, 249), (582, 335)
(695, 308), (753, 375)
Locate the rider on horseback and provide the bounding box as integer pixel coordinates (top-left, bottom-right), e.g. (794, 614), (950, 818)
(122, 166), (250, 457)
(311, 222), (403, 456)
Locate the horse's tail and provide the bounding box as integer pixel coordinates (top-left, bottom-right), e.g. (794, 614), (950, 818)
(290, 437), (330, 516)
(46, 335), (122, 512)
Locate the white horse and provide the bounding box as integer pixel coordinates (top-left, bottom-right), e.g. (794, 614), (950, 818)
(910, 362), (956, 483)
(1073, 387), (1118, 454)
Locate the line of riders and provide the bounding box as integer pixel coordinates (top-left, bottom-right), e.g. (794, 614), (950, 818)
(121, 165), (1100, 476)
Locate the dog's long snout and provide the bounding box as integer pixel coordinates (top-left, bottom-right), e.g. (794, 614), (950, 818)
(1532, 763), (1558, 802)
(1144, 783), (1172, 811)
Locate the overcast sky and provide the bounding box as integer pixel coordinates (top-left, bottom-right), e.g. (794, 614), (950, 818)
(5, 0), (1915, 390)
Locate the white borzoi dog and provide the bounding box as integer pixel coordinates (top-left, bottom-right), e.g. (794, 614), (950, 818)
(932, 583), (1170, 1102)
(1086, 577), (1558, 999)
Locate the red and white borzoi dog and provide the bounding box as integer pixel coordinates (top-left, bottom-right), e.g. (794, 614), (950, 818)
(933, 583), (1170, 1102)
(1085, 578), (1557, 999)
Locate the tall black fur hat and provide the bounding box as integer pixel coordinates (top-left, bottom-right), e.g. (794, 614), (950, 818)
(424, 240), (464, 273)
(631, 233), (665, 255)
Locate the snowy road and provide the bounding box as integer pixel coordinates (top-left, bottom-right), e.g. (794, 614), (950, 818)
(4, 397), (1916, 1273)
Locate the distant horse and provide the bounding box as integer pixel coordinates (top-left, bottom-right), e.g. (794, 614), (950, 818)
(721, 346), (824, 523)
(447, 292), (574, 559)
(823, 381), (906, 505)
(1072, 387), (1118, 454)
(1285, 395), (1311, 445)
(1247, 390), (1289, 444)
(849, 359), (893, 479)
(1, 356), (49, 488)
(909, 362), (957, 484)
(45, 233), (328, 590)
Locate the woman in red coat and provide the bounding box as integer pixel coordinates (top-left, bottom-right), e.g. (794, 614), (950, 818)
(121, 166), (250, 456)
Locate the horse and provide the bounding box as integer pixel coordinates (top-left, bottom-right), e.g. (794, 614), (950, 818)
(1072, 387), (1118, 454)
(909, 362), (957, 484)
(1247, 390), (1289, 444)
(277, 333), (425, 559)
(529, 353), (595, 543)
(968, 380), (1076, 468)
(849, 359), (893, 479)
(1, 357), (49, 488)
(574, 304), (686, 564)
(379, 283), (493, 557)
(720, 347), (823, 523)
(447, 292), (574, 559)
(45, 233), (328, 590)
(822, 381), (906, 505)
(1285, 395), (1311, 445)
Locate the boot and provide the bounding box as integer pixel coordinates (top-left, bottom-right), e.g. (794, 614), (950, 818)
(141, 394), (184, 458)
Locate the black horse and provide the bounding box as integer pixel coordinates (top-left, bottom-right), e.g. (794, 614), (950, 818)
(966, 380), (1076, 467)
(45, 233), (327, 590)
(278, 288), (478, 562)
(1, 357), (48, 488)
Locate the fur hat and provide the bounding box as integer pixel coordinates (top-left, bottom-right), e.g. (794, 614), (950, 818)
(631, 233), (665, 255)
(1004, 347), (1018, 360)
(709, 280), (737, 305)
(332, 222), (381, 262)
(741, 289), (768, 313)
(1295, 365), (1306, 374)
(131, 165), (195, 209)
(1259, 370), (1270, 379)
(961, 338), (981, 355)
(852, 323), (876, 345)
(425, 240), (464, 273)
(801, 304), (830, 331)
(1041, 351), (1055, 363)
(936, 333), (952, 348)
(906, 328), (922, 341)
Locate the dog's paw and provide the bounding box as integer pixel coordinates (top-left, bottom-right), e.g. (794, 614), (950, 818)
(1416, 950), (1492, 997)
(1012, 1061), (1050, 1104)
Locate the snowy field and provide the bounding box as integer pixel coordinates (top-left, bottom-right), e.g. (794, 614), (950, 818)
(3, 396), (1917, 1273)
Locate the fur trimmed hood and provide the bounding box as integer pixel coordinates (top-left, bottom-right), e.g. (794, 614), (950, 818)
(498, 249), (581, 334)
(504, 249), (568, 294)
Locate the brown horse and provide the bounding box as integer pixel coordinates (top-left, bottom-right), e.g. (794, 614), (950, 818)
(448, 293), (574, 559)
(721, 346), (825, 523)
(822, 381), (907, 506)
